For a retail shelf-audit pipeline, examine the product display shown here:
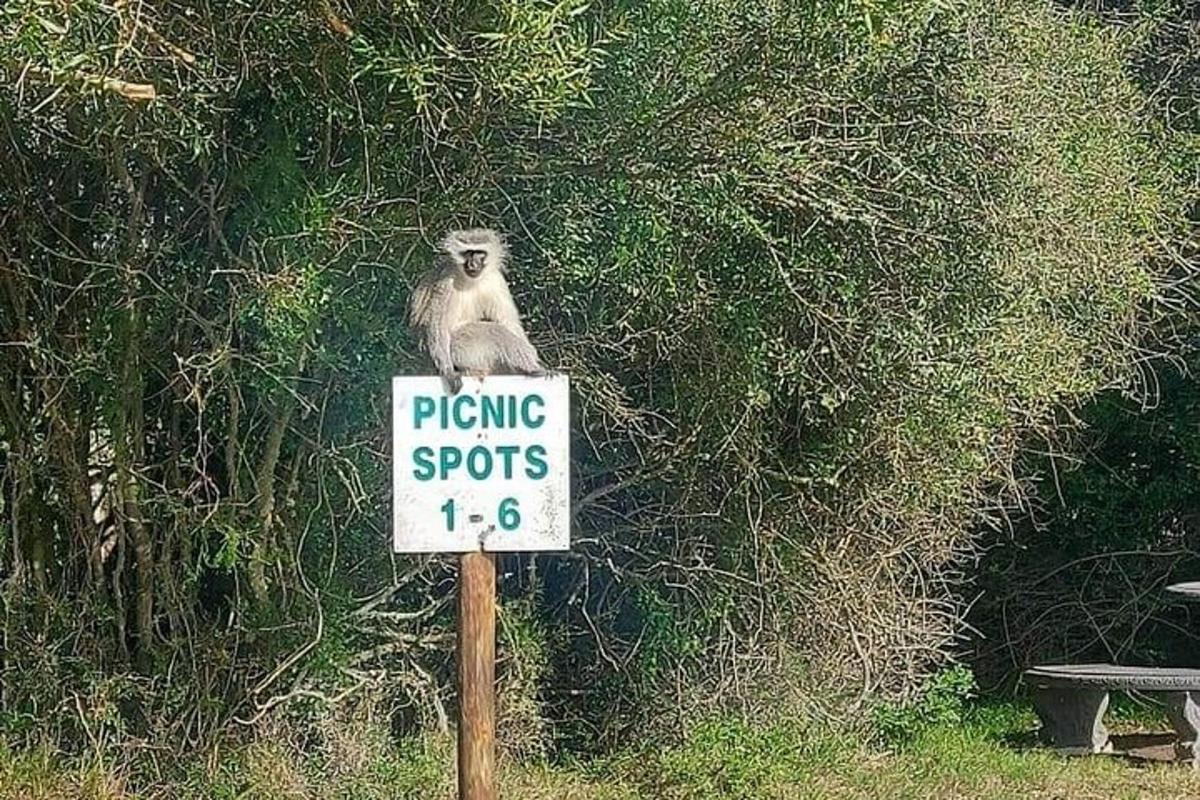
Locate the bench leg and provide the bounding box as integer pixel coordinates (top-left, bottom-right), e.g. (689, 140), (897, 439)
(1165, 691), (1200, 768)
(1031, 686), (1111, 754)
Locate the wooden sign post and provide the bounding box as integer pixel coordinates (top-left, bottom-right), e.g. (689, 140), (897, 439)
(392, 375), (570, 800)
(458, 551), (496, 800)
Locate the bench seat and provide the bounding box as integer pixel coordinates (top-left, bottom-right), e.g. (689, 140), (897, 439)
(1026, 664), (1200, 690)
(1024, 663), (1200, 763)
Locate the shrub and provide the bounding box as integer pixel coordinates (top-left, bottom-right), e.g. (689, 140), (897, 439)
(0, 0), (1191, 758)
(874, 665), (978, 745)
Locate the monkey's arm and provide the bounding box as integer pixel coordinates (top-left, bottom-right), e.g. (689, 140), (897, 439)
(487, 282), (543, 359)
(429, 322), (464, 393)
(415, 281), (464, 393)
(428, 321), (455, 371)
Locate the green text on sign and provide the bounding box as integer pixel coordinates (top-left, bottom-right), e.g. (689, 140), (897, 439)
(413, 393), (545, 431)
(413, 444), (548, 481)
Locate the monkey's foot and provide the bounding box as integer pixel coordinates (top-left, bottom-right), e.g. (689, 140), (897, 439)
(443, 373), (464, 395)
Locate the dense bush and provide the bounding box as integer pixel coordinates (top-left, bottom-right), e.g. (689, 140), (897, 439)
(0, 0), (1192, 756)
(969, 0), (1199, 691)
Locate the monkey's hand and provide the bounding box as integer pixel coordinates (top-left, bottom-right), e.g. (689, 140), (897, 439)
(443, 372), (464, 395)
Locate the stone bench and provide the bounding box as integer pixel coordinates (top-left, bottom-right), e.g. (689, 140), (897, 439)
(1025, 664), (1200, 764)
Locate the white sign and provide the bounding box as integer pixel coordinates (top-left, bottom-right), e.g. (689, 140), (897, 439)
(392, 375), (570, 552)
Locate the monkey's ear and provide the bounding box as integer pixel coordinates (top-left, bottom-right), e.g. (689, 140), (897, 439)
(489, 232), (511, 273)
(438, 230), (462, 256)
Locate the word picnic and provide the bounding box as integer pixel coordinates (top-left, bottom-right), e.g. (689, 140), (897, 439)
(412, 392), (546, 431)
(410, 392), (550, 482)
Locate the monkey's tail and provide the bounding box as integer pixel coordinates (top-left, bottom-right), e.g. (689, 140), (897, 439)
(451, 321), (543, 375)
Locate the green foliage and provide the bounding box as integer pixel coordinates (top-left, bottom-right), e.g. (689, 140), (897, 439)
(873, 665), (977, 745)
(965, 0), (1200, 695)
(631, 587), (706, 679)
(478, 0), (615, 120)
(644, 717), (848, 799)
(0, 0), (1195, 763)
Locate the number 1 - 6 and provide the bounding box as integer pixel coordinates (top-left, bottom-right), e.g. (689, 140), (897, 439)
(441, 497), (521, 532)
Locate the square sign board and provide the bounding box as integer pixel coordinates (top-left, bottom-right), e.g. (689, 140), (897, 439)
(392, 374), (570, 552)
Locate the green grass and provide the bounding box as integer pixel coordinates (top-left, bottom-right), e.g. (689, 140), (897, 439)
(4, 702), (1200, 799)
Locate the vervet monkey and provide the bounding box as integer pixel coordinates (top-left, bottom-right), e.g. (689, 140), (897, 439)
(409, 228), (544, 394)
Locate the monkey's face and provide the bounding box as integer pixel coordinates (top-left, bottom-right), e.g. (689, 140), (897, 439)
(461, 249), (487, 278)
